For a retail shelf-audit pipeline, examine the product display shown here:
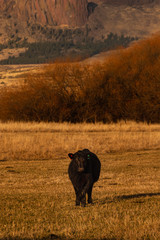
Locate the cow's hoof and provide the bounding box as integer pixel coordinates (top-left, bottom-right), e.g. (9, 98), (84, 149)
(81, 203), (86, 207)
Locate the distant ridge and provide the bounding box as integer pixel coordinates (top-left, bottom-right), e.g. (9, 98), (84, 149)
(0, 0), (88, 27)
(0, 0), (160, 47)
(101, 0), (160, 5)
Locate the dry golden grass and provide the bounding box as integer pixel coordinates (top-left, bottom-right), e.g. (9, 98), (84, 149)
(0, 48), (27, 62)
(0, 122), (159, 240)
(0, 121), (159, 161)
(0, 64), (43, 87)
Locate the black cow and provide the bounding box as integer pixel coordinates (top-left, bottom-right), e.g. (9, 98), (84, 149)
(68, 149), (101, 207)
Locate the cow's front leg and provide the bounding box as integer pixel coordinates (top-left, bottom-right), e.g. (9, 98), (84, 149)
(81, 174), (93, 202)
(87, 183), (93, 204)
(74, 187), (80, 206)
(81, 194), (86, 207)
(76, 195), (80, 206)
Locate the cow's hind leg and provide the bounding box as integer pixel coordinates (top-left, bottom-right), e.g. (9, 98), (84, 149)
(87, 184), (93, 204)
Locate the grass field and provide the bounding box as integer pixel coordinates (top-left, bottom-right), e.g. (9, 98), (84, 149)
(0, 121), (160, 240)
(0, 65), (43, 87)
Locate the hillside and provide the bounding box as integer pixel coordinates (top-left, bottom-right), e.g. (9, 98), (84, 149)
(0, 0), (88, 27)
(0, 0), (160, 44)
(0, 0), (160, 63)
(0, 0), (89, 44)
(0, 34), (159, 123)
(87, 0), (160, 40)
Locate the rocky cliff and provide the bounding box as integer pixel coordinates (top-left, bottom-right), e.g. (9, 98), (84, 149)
(0, 0), (160, 46)
(0, 0), (88, 27)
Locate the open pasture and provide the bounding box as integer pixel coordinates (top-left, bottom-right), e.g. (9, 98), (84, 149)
(0, 64), (43, 87)
(0, 122), (160, 240)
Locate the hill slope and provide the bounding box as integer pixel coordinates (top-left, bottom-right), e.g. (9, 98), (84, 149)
(0, 0), (160, 56)
(0, 0), (89, 44)
(0, 0), (88, 27)
(88, 0), (160, 39)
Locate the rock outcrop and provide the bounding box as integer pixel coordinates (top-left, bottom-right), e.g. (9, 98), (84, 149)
(0, 0), (88, 27)
(87, 0), (160, 40)
(101, 0), (160, 5)
(1, 0), (160, 45)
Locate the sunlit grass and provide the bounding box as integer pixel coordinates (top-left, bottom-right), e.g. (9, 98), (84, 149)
(0, 121), (159, 161)
(0, 122), (159, 239)
(0, 149), (159, 239)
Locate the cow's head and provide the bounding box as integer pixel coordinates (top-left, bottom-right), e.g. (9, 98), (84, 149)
(68, 151), (90, 173)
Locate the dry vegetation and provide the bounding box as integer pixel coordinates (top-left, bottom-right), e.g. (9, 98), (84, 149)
(0, 34), (159, 123)
(0, 34), (160, 240)
(0, 121), (159, 161)
(0, 121), (160, 240)
(0, 48), (27, 62)
(0, 65), (43, 86)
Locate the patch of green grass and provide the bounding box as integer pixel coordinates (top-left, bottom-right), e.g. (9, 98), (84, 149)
(0, 150), (160, 239)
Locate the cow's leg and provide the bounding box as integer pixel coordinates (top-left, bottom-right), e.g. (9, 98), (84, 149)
(81, 174), (93, 202)
(74, 187), (80, 206)
(76, 195), (80, 206)
(81, 194), (86, 207)
(87, 184), (93, 204)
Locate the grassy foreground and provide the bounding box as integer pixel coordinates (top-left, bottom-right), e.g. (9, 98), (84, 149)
(0, 122), (160, 240)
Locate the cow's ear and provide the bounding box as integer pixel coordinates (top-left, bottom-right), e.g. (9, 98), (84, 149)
(68, 153), (74, 159)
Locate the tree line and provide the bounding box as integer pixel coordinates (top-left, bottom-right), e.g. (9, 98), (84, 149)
(0, 34), (159, 123)
(0, 33), (136, 64)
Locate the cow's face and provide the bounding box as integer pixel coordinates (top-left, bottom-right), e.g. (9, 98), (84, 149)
(68, 152), (87, 173)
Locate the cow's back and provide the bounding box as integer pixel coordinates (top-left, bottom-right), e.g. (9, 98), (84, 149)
(90, 152), (101, 182)
(82, 149), (101, 182)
